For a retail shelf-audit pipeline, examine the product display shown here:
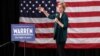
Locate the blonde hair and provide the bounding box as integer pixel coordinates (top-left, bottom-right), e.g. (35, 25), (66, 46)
(57, 2), (66, 10)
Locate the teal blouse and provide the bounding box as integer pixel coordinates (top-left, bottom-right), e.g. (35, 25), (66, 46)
(48, 12), (68, 43)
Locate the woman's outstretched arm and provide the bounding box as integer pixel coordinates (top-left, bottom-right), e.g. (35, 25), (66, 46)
(38, 7), (49, 17)
(38, 7), (55, 19)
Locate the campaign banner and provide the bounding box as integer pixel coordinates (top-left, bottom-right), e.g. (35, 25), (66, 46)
(11, 24), (35, 41)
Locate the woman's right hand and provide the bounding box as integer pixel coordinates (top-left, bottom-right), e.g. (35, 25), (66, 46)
(38, 7), (45, 12)
(38, 6), (50, 17)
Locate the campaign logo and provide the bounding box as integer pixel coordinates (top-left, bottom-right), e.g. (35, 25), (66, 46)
(11, 24), (35, 41)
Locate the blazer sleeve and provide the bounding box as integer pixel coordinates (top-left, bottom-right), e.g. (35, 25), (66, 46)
(48, 14), (56, 19)
(62, 15), (68, 29)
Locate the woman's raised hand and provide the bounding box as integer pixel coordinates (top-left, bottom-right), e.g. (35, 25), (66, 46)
(37, 6), (49, 17)
(38, 7), (45, 12)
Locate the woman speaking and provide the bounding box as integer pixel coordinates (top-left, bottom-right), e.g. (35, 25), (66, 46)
(38, 2), (68, 56)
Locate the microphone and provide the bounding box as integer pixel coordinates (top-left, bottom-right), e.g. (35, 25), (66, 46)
(55, 13), (60, 20)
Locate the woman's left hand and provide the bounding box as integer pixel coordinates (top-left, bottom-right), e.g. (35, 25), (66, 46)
(54, 18), (59, 22)
(54, 18), (64, 28)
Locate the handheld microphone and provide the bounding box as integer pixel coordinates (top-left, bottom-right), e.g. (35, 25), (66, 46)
(55, 13), (60, 20)
(56, 13), (59, 18)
